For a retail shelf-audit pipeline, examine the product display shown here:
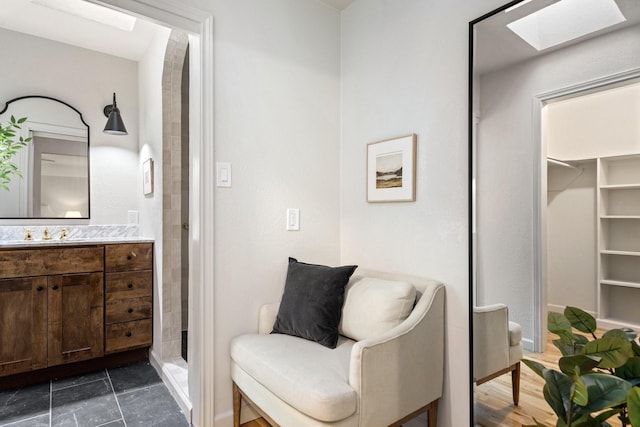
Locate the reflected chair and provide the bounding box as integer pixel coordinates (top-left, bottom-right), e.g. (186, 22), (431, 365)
(473, 304), (523, 405)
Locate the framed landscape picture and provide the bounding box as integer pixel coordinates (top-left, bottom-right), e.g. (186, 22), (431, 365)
(366, 134), (416, 202)
(143, 158), (154, 195)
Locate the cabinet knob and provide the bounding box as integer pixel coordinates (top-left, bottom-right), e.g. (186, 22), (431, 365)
(125, 331), (132, 337)
(52, 285), (59, 290)
(127, 308), (134, 314)
(36, 286), (44, 292)
(128, 283), (134, 289)
(127, 252), (137, 261)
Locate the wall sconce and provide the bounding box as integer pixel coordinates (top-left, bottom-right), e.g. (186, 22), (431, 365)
(103, 92), (128, 135)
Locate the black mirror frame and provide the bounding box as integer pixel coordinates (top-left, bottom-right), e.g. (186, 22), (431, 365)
(0, 95), (90, 220)
(468, 0), (526, 422)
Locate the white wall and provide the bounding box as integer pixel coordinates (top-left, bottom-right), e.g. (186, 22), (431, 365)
(0, 28), (139, 224)
(547, 161), (597, 313)
(207, 1), (343, 424)
(340, 1), (507, 425)
(137, 27), (171, 361)
(547, 82), (640, 160)
(476, 24), (640, 345)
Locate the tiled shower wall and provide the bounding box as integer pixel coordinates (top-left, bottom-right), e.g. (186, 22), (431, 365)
(161, 31), (189, 361)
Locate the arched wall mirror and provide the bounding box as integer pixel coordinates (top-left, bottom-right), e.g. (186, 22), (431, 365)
(470, 0), (640, 424)
(0, 96), (90, 219)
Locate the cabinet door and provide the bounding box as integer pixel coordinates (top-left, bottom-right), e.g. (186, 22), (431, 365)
(48, 272), (104, 366)
(0, 277), (47, 376)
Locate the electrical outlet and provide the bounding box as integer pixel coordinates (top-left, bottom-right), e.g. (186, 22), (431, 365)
(127, 210), (139, 225)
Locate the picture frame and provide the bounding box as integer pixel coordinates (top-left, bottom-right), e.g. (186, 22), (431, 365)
(143, 158), (154, 195)
(367, 134), (416, 203)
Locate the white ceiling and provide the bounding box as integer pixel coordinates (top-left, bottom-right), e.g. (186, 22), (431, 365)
(475, 0), (640, 75)
(319, 0), (356, 11)
(0, 0), (168, 61)
(1, 0), (355, 62)
(8, 0), (634, 74)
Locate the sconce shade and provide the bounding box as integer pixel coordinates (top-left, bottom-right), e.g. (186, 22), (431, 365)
(103, 93), (128, 135)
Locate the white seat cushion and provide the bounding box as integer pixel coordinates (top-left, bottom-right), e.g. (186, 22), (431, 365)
(230, 333), (357, 422)
(339, 276), (416, 341)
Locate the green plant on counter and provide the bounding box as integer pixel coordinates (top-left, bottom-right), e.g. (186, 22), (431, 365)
(524, 307), (640, 427)
(0, 115), (31, 191)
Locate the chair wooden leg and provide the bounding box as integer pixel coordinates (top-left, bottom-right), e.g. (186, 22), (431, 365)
(233, 382), (242, 427)
(512, 362), (521, 406)
(427, 400), (438, 427)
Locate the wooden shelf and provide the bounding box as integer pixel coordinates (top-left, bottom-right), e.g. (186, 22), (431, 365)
(601, 250), (640, 257)
(600, 184), (640, 189)
(597, 316), (640, 331)
(600, 279), (640, 289)
(597, 155), (640, 331)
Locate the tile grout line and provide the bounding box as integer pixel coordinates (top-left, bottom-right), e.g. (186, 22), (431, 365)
(52, 376), (108, 392)
(49, 380), (52, 427)
(105, 369), (128, 427)
(116, 382), (163, 397)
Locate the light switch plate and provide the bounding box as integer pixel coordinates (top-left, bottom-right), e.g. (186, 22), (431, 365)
(216, 162), (232, 187)
(286, 208), (300, 231)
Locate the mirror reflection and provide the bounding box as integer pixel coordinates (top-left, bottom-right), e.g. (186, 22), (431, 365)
(471, 0), (640, 425)
(0, 96), (89, 219)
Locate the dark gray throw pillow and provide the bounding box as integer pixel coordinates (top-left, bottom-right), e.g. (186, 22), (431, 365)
(271, 257), (357, 349)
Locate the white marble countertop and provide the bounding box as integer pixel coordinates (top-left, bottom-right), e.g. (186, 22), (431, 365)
(0, 237), (154, 248)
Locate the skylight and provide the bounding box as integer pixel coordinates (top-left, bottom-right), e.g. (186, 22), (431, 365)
(506, 0), (626, 51)
(31, 0), (136, 32)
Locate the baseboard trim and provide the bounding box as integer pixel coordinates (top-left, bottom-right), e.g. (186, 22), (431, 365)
(521, 337), (534, 352)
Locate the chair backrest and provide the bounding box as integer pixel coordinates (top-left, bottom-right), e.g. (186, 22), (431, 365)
(354, 269), (443, 306)
(473, 304), (510, 381)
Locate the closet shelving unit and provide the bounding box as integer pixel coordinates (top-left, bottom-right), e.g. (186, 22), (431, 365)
(597, 154), (640, 329)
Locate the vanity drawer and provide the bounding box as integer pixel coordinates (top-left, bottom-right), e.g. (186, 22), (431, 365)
(105, 297), (152, 324)
(105, 319), (152, 354)
(105, 271), (152, 301)
(0, 246), (104, 279)
(105, 243), (153, 272)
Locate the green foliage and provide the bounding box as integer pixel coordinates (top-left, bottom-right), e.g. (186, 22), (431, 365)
(0, 115), (31, 191)
(629, 388), (640, 426)
(523, 306), (640, 426)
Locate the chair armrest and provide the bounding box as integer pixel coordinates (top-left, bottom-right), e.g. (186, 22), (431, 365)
(473, 304), (510, 381)
(349, 283), (444, 427)
(258, 303), (280, 334)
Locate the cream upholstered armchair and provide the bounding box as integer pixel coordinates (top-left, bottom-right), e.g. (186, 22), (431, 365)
(473, 304), (523, 405)
(230, 268), (445, 427)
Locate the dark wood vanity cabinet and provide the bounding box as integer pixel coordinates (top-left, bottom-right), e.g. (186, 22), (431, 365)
(104, 243), (153, 354)
(47, 271), (104, 366)
(0, 276), (48, 376)
(0, 242), (153, 378)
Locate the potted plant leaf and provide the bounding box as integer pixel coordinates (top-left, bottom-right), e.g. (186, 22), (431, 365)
(0, 115), (31, 191)
(524, 306), (640, 427)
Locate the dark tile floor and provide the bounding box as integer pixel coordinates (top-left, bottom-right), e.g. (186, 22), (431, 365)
(0, 361), (191, 427)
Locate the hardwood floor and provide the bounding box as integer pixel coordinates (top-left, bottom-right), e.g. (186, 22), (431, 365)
(241, 419), (272, 427)
(474, 331), (623, 427)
